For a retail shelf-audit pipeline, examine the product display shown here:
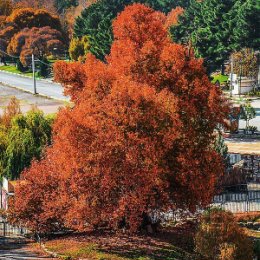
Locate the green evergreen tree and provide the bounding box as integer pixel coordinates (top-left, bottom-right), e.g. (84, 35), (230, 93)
(38, 57), (50, 78)
(240, 99), (256, 130)
(54, 0), (78, 14)
(74, 0), (191, 60)
(232, 0), (260, 49)
(171, 0), (259, 70)
(214, 133), (229, 166)
(0, 126), (8, 178)
(16, 59), (27, 72)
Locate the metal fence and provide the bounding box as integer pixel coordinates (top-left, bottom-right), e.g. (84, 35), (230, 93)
(212, 190), (260, 213)
(0, 221), (29, 237)
(0, 216), (29, 237)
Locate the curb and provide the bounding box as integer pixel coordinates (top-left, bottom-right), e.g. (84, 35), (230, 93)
(40, 243), (60, 258)
(40, 242), (75, 260)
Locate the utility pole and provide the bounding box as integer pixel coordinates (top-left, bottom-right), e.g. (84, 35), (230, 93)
(256, 51), (260, 87)
(230, 54), (234, 98)
(0, 181), (2, 210)
(239, 60), (242, 97)
(32, 54), (37, 95)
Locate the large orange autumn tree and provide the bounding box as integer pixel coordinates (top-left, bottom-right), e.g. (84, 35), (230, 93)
(11, 4), (229, 233)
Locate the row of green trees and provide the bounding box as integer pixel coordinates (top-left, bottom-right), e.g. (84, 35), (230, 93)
(0, 98), (53, 180)
(171, 0), (259, 70)
(72, 0), (191, 60)
(70, 0), (258, 73)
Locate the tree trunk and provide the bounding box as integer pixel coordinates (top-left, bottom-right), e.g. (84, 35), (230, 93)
(221, 63), (225, 75)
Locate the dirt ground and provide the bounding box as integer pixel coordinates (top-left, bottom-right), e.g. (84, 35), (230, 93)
(0, 84), (66, 115)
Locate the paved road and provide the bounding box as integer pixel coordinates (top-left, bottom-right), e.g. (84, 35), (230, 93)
(0, 71), (69, 102)
(1, 70), (260, 128)
(0, 237), (55, 260)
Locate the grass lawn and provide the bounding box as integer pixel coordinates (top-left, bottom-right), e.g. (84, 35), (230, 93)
(45, 240), (193, 260)
(44, 225), (196, 260)
(212, 74), (229, 84)
(0, 65), (45, 79)
(0, 65), (33, 77)
(49, 59), (70, 64)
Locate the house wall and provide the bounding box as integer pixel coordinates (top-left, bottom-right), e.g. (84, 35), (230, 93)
(2, 178), (9, 193)
(229, 153), (242, 165)
(0, 189), (8, 210)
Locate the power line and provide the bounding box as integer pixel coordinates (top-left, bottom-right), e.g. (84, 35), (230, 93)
(0, 49), (53, 95)
(37, 59), (53, 68)
(0, 49), (32, 60)
(0, 50), (54, 66)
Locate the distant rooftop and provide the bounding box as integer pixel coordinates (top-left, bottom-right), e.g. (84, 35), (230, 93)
(226, 139), (260, 155)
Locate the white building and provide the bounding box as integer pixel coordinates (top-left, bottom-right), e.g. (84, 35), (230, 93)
(0, 177), (17, 210)
(230, 73), (256, 95)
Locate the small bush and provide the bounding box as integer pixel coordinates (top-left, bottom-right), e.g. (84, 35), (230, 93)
(195, 208), (253, 260)
(219, 243), (236, 260)
(38, 57), (51, 78)
(254, 240), (260, 259)
(16, 60), (27, 72)
(248, 126), (258, 133)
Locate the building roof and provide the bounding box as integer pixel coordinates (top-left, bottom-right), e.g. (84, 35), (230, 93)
(2, 177), (20, 194)
(9, 180), (19, 193)
(226, 139), (260, 155)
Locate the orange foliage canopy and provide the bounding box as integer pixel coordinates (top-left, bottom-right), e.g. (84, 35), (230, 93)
(11, 4), (229, 233)
(195, 209), (253, 260)
(0, 7), (63, 58)
(14, 0), (56, 14)
(6, 8), (61, 31)
(7, 26), (64, 66)
(165, 6), (184, 28)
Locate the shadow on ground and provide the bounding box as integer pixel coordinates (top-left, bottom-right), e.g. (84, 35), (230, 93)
(0, 236), (53, 259)
(45, 223), (196, 260)
(0, 236), (28, 250)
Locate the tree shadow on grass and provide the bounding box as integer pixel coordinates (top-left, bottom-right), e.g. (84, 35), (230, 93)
(98, 243), (194, 260)
(97, 226), (196, 260)
(45, 223), (197, 260)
